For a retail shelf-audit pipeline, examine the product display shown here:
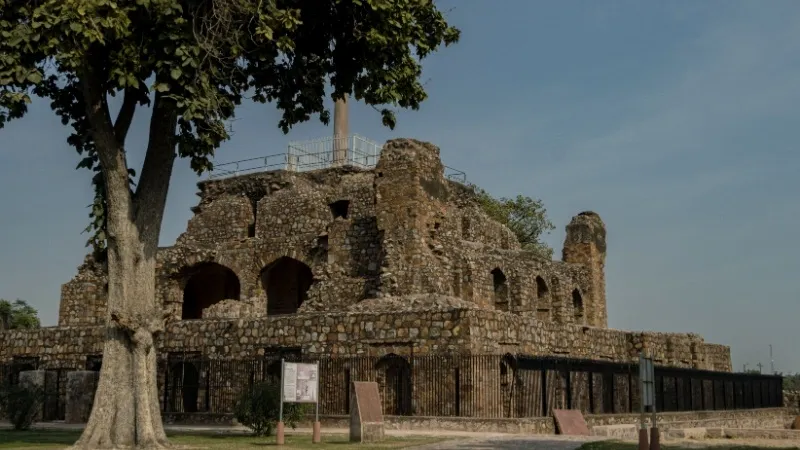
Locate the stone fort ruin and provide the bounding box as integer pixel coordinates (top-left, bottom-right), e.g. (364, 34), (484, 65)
(4, 137), (777, 427)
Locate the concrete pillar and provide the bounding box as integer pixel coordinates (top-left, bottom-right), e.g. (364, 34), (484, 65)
(333, 96), (349, 165)
(18, 370), (45, 422)
(65, 370), (99, 424)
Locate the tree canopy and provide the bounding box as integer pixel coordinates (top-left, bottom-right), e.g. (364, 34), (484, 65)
(0, 0), (460, 254)
(0, 299), (41, 330)
(469, 184), (556, 259)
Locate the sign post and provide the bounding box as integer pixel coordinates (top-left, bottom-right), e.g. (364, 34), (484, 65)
(639, 353), (659, 450)
(277, 359), (321, 445)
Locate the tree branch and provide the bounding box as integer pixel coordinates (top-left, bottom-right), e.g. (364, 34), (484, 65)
(78, 56), (134, 239)
(132, 90), (178, 255)
(113, 87), (139, 145)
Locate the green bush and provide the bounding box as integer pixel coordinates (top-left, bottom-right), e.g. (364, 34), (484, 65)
(0, 382), (44, 430)
(234, 382), (310, 436)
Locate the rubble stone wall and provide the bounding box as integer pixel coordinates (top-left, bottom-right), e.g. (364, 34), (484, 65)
(0, 308), (730, 371)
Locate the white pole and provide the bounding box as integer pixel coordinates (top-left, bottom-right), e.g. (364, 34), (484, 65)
(279, 359), (285, 422)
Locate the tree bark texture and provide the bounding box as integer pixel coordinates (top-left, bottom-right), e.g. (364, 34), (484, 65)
(72, 63), (177, 449)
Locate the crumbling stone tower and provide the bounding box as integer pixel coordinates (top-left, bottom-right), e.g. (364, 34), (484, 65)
(562, 211), (607, 328)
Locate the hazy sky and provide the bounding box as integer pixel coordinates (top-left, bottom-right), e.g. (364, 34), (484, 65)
(1, 1), (798, 373)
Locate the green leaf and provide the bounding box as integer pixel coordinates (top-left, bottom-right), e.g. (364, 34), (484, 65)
(26, 72), (42, 84)
(170, 67), (182, 80)
(69, 22), (83, 33)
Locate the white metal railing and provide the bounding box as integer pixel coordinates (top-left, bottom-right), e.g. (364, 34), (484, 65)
(206, 134), (466, 184)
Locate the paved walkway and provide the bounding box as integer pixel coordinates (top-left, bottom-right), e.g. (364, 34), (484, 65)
(3, 422), (604, 449)
(411, 435), (602, 450)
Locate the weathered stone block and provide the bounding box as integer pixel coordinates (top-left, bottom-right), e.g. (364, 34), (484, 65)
(349, 381), (385, 443)
(65, 371), (99, 424)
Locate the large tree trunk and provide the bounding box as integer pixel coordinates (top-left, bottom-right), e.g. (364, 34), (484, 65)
(72, 68), (178, 449)
(71, 247), (169, 449)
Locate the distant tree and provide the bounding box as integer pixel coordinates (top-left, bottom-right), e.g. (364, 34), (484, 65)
(784, 373), (800, 391)
(0, 299), (41, 331)
(469, 184), (556, 259)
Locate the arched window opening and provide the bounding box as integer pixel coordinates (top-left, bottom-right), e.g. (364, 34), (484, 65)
(536, 276), (549, 298)
(491, 268), (509, 310)
(261, 257), (313, 315)
(572, 289), (584, 322)
(535, 276), (551, 320)
(181, 263), (241, 320)
(375, 354), (412, 416)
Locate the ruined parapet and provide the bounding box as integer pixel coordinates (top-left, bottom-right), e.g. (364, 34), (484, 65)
(58, 254), (108, 327)
(562, 212), (607, 328)
(374, 139), (451, 296)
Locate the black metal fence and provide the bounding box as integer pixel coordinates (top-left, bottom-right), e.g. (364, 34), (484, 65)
(0, 354), (785, 420)
(157, 354), (784, 418)
(0, 358), (73, 421)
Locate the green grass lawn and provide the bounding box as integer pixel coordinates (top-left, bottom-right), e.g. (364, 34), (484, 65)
(578, 441), (800, 450)
(0, 430), (443, 449)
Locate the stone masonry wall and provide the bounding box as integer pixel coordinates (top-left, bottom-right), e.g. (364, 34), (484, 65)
(58, 255), (108, 327)
(0, 307), (730, 371)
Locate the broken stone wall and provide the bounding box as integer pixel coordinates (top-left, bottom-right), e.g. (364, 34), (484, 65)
(55, 138), (605, 330)
(1, 308), (731, 371)
(57, 255), (108, 327)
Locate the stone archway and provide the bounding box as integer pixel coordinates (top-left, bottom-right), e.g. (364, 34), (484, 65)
(376, 354), (412, 416)
(260, 257), (313, 315)
(181, 262), (241, 320)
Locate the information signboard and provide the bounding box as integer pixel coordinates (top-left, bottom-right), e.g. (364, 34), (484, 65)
(281, 362), (319, 404)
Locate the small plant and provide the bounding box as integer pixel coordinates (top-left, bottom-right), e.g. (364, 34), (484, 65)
(0, 381), (44, 430)
(234, 382), (309, 437)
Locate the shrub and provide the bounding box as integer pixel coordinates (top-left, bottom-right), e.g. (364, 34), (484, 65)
(234, 382), (310, 436)
(0, 382), (44, 430)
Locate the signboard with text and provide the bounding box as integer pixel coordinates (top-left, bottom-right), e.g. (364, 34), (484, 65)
(282, 362), (319, 404)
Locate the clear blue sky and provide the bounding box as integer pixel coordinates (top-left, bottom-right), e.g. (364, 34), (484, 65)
(1, 1), (798, 374)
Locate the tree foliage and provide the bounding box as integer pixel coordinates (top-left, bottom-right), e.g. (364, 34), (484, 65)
(0, 0), (460, 254)
(784, 373), (800, 391)
(0, 381), (44, 430)
(234, 382), (308, 436)
(0, 299), (41, 331)
(468, 184), (555, 259)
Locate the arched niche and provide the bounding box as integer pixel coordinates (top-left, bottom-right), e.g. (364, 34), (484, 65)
(375, 354), (412, 416)
(572, 288), (584, 322)
(260, 256), (313, 315)
(491, 268), (509, 310)
(181, 262), (241, 320)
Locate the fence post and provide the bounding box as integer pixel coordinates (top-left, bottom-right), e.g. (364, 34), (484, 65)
(541, 365), (548, 417)
(565, 368), (572, 410)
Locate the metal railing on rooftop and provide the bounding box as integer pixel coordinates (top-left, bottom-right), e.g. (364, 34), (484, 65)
(206, 134), (467, 183)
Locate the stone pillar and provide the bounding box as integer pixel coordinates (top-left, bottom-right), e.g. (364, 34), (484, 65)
(18, 370), (45, 422)
(562, 212), (607, 328)
(65, 371), (99, 424)
(374, 139), (449, 296)
(333, 96), (349, 165)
